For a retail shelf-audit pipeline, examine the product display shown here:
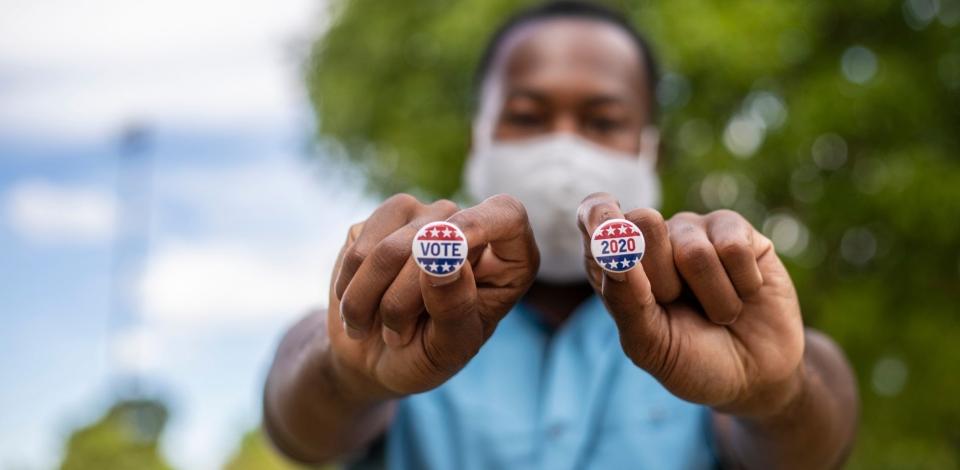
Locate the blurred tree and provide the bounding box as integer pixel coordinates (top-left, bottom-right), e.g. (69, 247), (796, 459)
(59, 399), (172, 470)
(223, 427), (324, 470)
(308, 0), (960, 468)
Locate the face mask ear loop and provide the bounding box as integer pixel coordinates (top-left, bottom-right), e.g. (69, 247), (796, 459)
(639, 126), (661, 166)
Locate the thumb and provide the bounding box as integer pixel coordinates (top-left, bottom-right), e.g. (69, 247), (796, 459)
(599, 258), (671, 374)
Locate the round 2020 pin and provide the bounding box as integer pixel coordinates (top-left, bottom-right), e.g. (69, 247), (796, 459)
(412, 221), (468, 277)
(591, 218), (645, 273)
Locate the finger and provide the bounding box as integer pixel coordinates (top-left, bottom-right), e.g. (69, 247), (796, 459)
(340, 199), (459, 340)
(624, 208), (681, 303)
(446, 194), (538, 289)
(668, 213), (743, 325)
(340, 227), (414, 339)
(577, 192), (627, 282)
(707, 210), (764, 298)
(420, 262), (483, 374)
(328, 229), (355, 340)
(598, 255), (669, 373)
(379, 258), (424, 347)
(335, 194), (420, 299)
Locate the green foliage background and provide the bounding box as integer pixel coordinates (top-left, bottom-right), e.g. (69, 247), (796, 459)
(59, 399), (173, 470)
(309, 0), (960, 468)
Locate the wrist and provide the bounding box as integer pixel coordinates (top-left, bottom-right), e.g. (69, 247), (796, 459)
(717, 362), (809, 420)
(754, 363), (810, 423)
(324, 347), (399, 408)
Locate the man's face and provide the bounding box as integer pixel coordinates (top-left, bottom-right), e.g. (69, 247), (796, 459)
(475, 18), (653, 155)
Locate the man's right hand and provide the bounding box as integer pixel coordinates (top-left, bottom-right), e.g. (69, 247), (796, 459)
(328, 193), (539, 401)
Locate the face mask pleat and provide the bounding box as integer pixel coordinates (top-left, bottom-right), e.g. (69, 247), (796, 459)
(465, 132), (661, 282)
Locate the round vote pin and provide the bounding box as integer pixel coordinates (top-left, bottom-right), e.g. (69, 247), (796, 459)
(590, 218), (645, 273)
(412, 221), (468, 277)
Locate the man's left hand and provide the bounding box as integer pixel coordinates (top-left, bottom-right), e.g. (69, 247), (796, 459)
(577, 193), (805, 416)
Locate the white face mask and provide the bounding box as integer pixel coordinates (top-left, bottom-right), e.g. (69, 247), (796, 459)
(464, 129), (661, 283)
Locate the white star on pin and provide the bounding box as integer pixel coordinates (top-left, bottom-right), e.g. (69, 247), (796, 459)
(605, 227), (615, 236)
(442, 228), (452, 238)
(429, 262), (439, 272)
(429, 228), (439, 238)
(617, 226), (625, 234)
(441, 263), (451, 272)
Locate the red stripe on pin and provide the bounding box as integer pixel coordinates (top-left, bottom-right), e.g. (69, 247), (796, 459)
(590, 218), (645, 273)
(412, 221), (468, 277)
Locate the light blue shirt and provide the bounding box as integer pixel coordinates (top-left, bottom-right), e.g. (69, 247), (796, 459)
(385, 295), (718, 470)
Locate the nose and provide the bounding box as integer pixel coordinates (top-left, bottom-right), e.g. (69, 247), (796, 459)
(551, 113), (579, 135)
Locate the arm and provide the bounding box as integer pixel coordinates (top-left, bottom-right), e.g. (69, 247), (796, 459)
(262, 194), (539, 465)
(714, 329), (859, 470)
(575, 194), (859, 470)
(262, 310), (395, 464)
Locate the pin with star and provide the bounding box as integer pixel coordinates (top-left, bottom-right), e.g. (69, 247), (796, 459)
(590, 218), (645, 274)
(412, 221), (468, 277)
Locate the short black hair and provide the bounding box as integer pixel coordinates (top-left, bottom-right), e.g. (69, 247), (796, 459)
(474, 0), (660, 120)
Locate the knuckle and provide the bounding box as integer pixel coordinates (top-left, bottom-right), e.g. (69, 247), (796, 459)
(630, 208), (666, 233)
(581, 191), (614, 205)
(372, 237), (409, 267)
(386, 193), (420, 208)
(347, 222), (365, 242)
(710, 208), (741, 220)
(669, 219), (700, 239)
(668, 211), (702, 227)
(675, 240), (714, 276)
(342, 245), (368, 271)
(637, 207), (665, 224)
(711, 208), (750, 225)
(348, 221), (365, 234)
(451, 213), (483, 241)
(378, 289), (408, 325)
(338, 295), (363, 325)
(430, 198), (459, 215)
(489, 193), (524, 215)
(715, 238), (750, 261)
(588, 203), (621, 224)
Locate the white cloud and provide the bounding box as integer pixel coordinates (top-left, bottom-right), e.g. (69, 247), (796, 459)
(137, 240), (328, 327)
(136, 156), (375, 330)
(110, 326), (164, 374)
(0, 0), (326, 141)
(4, 179), (115, 244)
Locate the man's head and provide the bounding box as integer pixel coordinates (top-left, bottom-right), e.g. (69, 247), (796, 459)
(472, 1), (659, 154)
(464, 1), (662, 283)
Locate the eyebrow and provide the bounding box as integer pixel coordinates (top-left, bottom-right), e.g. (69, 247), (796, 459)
(582, 94), (628, 108)
(505, 89), (549, 103)
(505, 89), (628, 107)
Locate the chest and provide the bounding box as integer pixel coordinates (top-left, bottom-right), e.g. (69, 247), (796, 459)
(387, 308), (716, 470)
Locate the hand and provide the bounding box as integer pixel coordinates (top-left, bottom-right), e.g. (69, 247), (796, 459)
(328, 193), (539, 400)
(577, 193), (805, 416)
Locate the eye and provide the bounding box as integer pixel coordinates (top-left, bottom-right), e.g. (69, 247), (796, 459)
(587, 117), (624, 133)
(504, 112), (545, 128)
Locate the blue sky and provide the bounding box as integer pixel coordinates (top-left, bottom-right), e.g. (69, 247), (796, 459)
(0, 1), (378, 468)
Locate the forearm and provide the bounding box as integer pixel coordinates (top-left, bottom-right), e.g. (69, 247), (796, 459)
(263, 310), (396, 464)
(714, 329), (859, 469)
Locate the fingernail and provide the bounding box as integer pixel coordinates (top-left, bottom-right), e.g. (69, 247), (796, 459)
(429, 270), (460, 287)
(383, 326), (404, 348)
(343, 319), (365, 340)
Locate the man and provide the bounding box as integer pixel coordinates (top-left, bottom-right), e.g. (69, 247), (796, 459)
(263, 2), (859, 469)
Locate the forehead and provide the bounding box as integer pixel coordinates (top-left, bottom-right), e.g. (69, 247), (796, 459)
(489, 18), (647, 100)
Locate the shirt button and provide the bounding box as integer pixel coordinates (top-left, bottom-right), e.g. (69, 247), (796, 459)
(547, 422), (566, 440)
(648, 406), (667, 425)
